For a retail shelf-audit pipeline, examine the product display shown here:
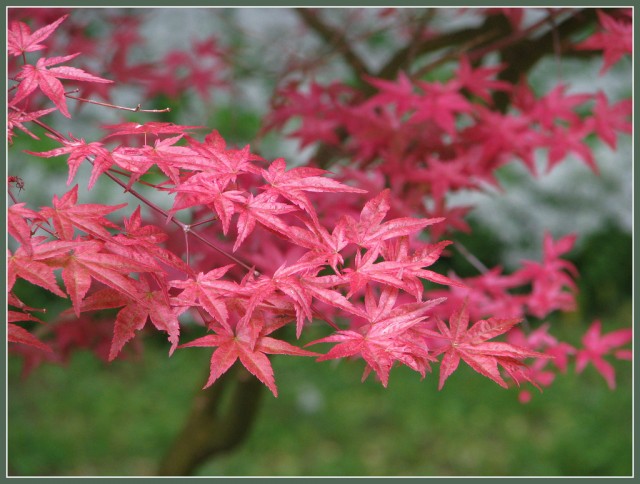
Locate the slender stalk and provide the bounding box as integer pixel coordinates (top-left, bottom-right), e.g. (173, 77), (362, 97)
(454, 241), (489, 274)
(65, 91), (171, 113)
(99, 168), (258, 274)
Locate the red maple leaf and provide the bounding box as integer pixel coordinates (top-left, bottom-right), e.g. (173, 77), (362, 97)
(134, 134), (201, 185)
(363, 71), (417, 115)
(44, 239), (159, 316)
(413, 80), (471, 136)
(414, 154), (479, 204)
(7, 14), (68, 57)
(342, 189), (443, 249)
(115, 292), (181, 361)
(169, 173), (245, 234)
(233, 192), (298, 252)
(434, 301), (545, 389)
(530, 84), (591, 130)
(284, 219), (349, 273)
(39, 185), (126, 240)
(169, 265), (238, 331)
(109, 146), (155, 182)
(67, 280), (183, 361)
(238, 260), (363, 339)
(11, 53), (112, 118)
(107, 206), (193, 275)
(8, 323), (53, 353)
(575, 10), (632, 74)
(260, 157), (366, 221)
(463, 107), (543, 175)
(589, 90), (632, 150)
(513, 232), (578, 319)
(455, 56), (511, 103)
(8, 202), (43, 256)
(180, 318), (319, 397)
(101, 121), (203, 141)
(308, 286), (444, 386)
(27, 135), (115, 189)
(8, 241), (69, 298)
(575, 320), (632, 389)
(186, 130), (263, 185)
(7, 107), (56, 143)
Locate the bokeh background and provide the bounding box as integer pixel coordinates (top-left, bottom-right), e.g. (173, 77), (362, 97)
(7, 8), (633, 476)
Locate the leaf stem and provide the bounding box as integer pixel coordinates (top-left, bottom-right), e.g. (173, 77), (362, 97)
(64, 90), (171, 113)
(454, 242), (489, 274)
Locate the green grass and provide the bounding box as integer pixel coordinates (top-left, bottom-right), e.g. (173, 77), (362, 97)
(8, 321), (632, 477)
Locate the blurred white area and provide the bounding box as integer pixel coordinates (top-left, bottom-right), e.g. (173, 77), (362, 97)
(454, 55), (632, 266)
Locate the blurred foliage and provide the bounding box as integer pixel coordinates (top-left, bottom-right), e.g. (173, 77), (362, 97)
(569, 225), (632, 320)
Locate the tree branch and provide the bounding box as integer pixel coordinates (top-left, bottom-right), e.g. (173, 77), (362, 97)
(295, 8), (371, 80)
(492, 8), (601, 110)
(376, 13), (511, 82)
(157, 364), (265, 476)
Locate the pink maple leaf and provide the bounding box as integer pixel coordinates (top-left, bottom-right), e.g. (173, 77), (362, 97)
(11, 53), (112, 118)
(169, 265), (237, 331)
(180, 318), (319, 397)
(455, 56), (511, 103)
(7, 14), (68, 57)
(342, 189), (443, 249)
(575, 10), (632, 74)
(434, 301), (546, 390)
(8, 323), (53, 353)
(308, 286), (444, 386)
(39, 185), (126, 240)
(588, 91), (632, 150)
(101, 122), (205, 147)
(261, 158), (366, 222)
(363, 72), (417, 115)
(27, 135), (115, 189)
(530, 84), (591, 130)
(7, 107), (56, 143)
(8, 202), (43, 256)
(233, 192), (298, 252)
(50, 239), (159, 317)
(413, 80), (471, 135)
(575, 320), (632, 389)
(67, 281), (183, 361)
(107, 206), (193, 275)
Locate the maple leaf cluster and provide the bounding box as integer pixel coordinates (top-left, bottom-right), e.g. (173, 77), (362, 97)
(265, 69), (631, 239)
(7, 8), (632, 399)
(263, 11), (631, 244)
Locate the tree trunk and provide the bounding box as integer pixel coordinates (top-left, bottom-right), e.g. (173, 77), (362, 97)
(157, 364), (264, 476)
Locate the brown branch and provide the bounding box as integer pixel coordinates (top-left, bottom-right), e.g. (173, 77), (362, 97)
(64, 90), (171, 113)
(295, 8), (371, 79)
(157, 364), (265, 476)
(376, 13), (511, 82)
(492, 8), (601, 110)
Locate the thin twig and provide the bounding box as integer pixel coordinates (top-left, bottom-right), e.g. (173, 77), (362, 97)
(14, 111), (258, 275)
(454, 241), (489, 274)
(65, 91), (171, 113)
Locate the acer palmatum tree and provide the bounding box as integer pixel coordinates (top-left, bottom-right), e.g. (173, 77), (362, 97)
(7, 8), (632, 476)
